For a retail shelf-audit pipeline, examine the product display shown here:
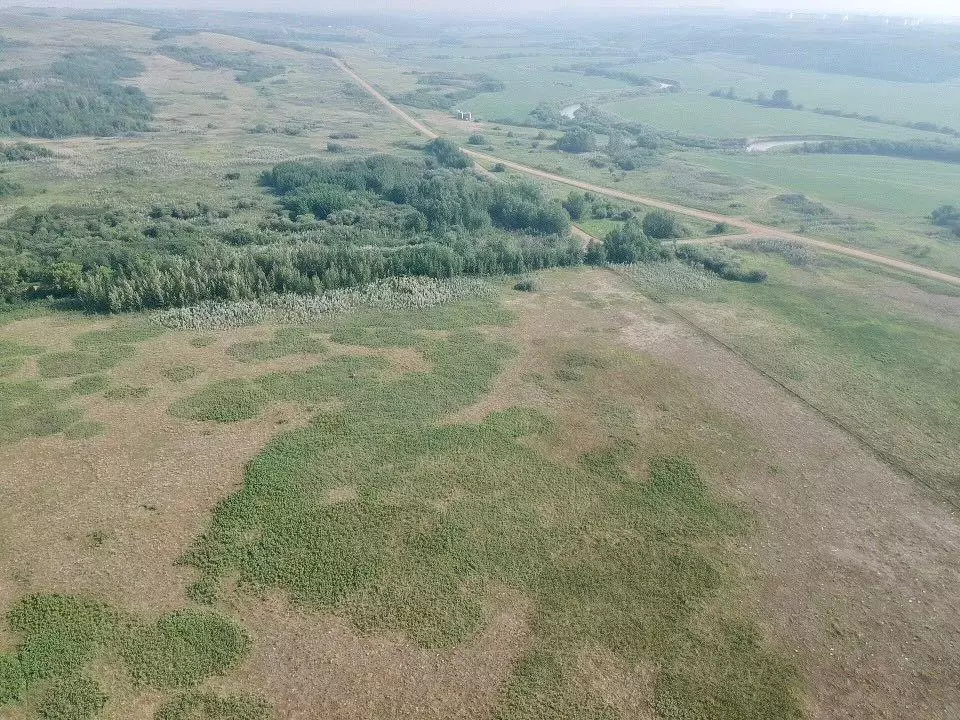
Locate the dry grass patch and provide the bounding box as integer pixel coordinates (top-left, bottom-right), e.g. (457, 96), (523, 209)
(225, 591), (530, 720)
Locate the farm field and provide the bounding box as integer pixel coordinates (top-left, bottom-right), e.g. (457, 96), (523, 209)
(596, 93), (937, 141)
(0, 7), (959, 720)
(610, 54), (960, 128)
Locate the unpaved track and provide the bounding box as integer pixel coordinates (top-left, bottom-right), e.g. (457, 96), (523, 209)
(333, 58), (960, 288)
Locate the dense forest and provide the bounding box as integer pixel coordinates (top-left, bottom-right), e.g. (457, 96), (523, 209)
(0, 151), (584, 312)
(0, 49), (152, 139)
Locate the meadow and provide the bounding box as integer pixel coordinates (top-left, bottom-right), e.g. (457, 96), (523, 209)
(596, 93), (937, 141)
(1, 7), (959, 720)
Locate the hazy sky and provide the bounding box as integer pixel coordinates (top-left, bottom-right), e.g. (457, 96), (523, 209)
(7, 0), (958, 18)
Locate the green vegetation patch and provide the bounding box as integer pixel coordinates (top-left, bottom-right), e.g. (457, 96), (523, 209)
(35, 674), (106, 720)
(162, 365), (199, 382)
(0, 379), (82, 445)
(3, 595), (249, 714)
(155, 691), (270, 720)
(8, 594), (120, 682)
(0, 653), (24, 703)
(120, 611), (249, 689)
(69, 375), (109, 395)
(0, 338), (39, 376)
(104, 385), (150, 401)
(63, 421), (106, 440)
(180, 298), (799, 718)
(172, 379), (273, 422)
(37, 322), (161, 379)
(227, 327), (324, 363)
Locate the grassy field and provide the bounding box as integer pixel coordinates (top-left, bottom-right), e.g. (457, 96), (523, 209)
(623, 243), (960, 504)
(1, 9), (960, 720)
(687, 151), (960, 216)
(597, 93), (938, 140)
(615, 54), (960, 128)
(0, 280), (807, 719)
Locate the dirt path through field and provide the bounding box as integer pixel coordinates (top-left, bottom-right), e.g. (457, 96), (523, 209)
(332, 58), (960, 288)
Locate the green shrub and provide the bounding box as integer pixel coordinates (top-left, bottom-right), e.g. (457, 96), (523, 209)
(155, 691), (270, 720)
(120, 611), (249, 689)
(555, 127), (596, 153)
(424, 138), (471, 168)
(641, 209), (681, 239)
(36, 675), (106, 720)
(0, 654), (23, 703)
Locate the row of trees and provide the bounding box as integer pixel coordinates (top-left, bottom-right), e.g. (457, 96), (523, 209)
(159, 45), (284, 83)
(711, 87), (960, 139)
(794, 139), (960, 165)
(391, 71), (504, 111)
(76, 236), (585, 312)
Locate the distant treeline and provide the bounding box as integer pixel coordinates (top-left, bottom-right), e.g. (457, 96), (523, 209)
(159, 45), (285, 83)
(554, 63), (679, 91)
(0, 49), (152, 138)
(390, 71), (504, 111)
(794, 138), (960, 165)
(695, 33), (960, 83)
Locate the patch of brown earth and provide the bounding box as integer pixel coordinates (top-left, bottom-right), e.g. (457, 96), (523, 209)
(325, 484), (358, 505)
(223, 591), (530, 720)
(574, 646), (656, 720)
(0, 396), (310, 617)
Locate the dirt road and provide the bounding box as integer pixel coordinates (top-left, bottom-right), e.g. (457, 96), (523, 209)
(332, 58), (960, 288)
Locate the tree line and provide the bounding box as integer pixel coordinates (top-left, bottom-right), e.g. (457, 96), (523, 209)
(794, 139), (960, 165)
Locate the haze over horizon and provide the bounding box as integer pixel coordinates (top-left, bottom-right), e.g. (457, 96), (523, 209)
(4, 0), (959, 19)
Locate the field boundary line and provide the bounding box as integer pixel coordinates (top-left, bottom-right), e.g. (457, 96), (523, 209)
(331, 57), (960, 288)
(608, 266), (960, 514)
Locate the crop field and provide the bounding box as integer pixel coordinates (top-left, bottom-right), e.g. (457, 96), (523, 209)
(609, 54), (960, 128)
(596, 93), (936, 140)
(1, 7), (960, 720)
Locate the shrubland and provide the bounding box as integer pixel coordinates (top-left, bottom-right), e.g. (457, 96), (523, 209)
(0, 48), (152, 139)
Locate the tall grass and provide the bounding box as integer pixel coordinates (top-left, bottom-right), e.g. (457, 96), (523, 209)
(153, 276), (493, 331)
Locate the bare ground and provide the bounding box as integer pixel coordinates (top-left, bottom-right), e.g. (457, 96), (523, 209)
(217, 590), (530, 720)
